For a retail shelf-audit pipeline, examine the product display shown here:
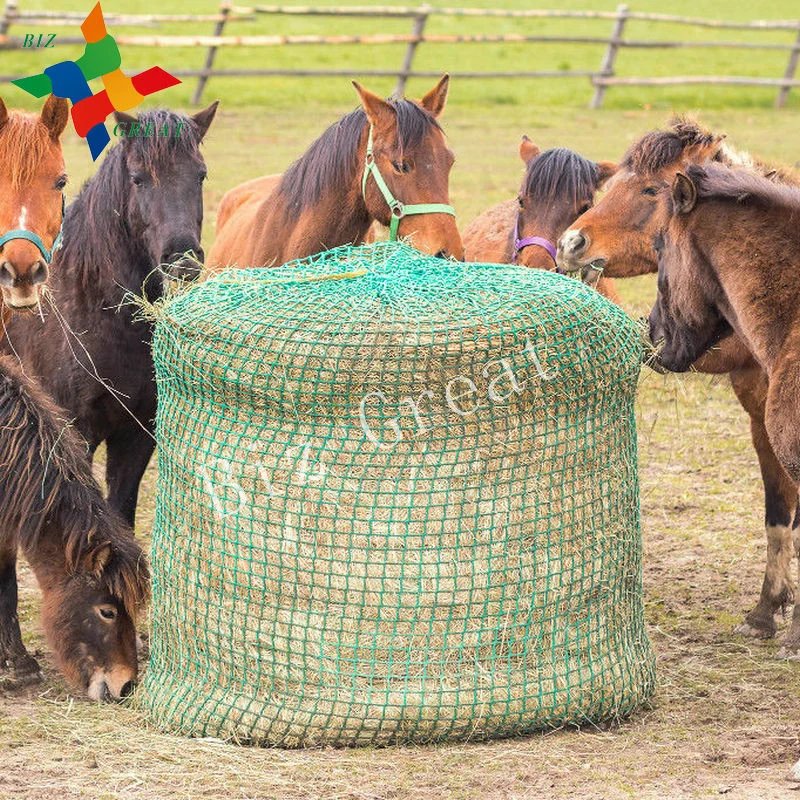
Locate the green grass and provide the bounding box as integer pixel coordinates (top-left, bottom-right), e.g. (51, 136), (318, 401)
(2, 0), (800, 112)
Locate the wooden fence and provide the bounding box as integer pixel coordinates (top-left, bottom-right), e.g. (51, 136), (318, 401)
(1, 0), (799, 108)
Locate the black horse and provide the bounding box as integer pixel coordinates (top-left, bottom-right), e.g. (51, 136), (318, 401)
(3, 104), (218, 527)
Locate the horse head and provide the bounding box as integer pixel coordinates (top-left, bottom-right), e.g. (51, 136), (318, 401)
(40, 516), (150, 701)
(354, 76), (464, 260)
(0, 95), (68, 311)
(556, 116), (726, 282)
(648, 170), (730, 372)
(513, 137), (616, 272)
(113, 102), (218, 285)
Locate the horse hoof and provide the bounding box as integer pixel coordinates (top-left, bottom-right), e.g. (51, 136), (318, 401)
(733, 620), (775, 640)
(0, 653), (43, 688)
(776, 644), (800, 661)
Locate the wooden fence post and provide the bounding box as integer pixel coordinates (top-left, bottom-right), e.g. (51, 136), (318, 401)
(394, 5), (430, 97)
(0, 0), (17, 39)
(775, 24), (800, 108)
(191, 1), (231, 106)
(589, 3), (629, 109)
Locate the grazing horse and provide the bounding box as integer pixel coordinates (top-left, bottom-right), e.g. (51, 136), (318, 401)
(0, 95), (69, 321)
(555, 119), (800, 657)
(462, 136), (618, 300)
(3, 104), (218, 528)
(648, 164), (800, 659)
(207, 75), (463, 270)
(0, 354), (149, 696)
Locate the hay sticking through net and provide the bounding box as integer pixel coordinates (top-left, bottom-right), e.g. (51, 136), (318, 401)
(140, 241), (655, 747)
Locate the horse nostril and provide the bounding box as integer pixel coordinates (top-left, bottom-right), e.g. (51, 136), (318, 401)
(120, 680), (134, 699)
(568, 231), (587, 255)
(0, 262), (15, 287)
(31, 260), (48, 285)
(434, 249), (447, 259)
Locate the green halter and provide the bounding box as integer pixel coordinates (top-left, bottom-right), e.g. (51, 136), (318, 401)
(361, 126), (456, 241)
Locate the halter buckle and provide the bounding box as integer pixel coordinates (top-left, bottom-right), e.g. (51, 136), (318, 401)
(390, 201), (404, 219)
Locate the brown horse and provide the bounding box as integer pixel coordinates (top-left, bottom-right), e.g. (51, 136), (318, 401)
(648, 163), (800, 657)
(207, 76), (463, 270)
(0, 355), (150, 696)
(462, 136), (618, 300)
(0, 96), (69, 322)
(555, 119), (800, 656)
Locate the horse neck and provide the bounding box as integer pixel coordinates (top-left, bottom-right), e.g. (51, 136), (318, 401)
(60, 189), (153, 303)
(700, 205), (799, 372)
(266, 128), (372, 264)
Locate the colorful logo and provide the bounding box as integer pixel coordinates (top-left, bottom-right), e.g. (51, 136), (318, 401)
(13, 3), (180, 160)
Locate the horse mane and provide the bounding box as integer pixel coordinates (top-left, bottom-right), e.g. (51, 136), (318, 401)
(59, 109), (205, 289)
(277, 99), (442, 218)
(0, 110), (56, 190)
(621, 115), (724, 175)
(520, 147), (600, 206)
(0, 355), (149, 616)
(684, 163), (800, 212)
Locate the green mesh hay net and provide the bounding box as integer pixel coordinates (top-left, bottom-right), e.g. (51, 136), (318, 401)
(140, 241), (655, 747)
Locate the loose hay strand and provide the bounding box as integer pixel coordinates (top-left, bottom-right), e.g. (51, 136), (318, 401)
(139, 241), (655, 747)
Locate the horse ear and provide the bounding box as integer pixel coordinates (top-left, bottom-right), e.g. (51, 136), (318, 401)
(40, 95), (69, 141)
(352, 81), (396, 134)
(672, 172), (697, 215)
(419, 74), (449, 118)
(596, 160), (618, 186)
(519, 135), (540, 164)
(82, 542), (111, 576)
(0, 97), (7, 132)
(191, 100), (219, 140)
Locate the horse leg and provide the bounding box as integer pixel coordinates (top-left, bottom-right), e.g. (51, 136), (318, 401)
(776, 510), (800, 659)
(0, 539), (41, 685)
(105, 427), (156, 529)
(730, 368), (796, 638)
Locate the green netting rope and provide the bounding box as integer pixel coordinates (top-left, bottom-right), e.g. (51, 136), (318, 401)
(140, 241), (655, 747)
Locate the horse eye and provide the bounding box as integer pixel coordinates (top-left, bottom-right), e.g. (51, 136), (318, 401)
(578, 203), (591, 214)
(517, 196), (524, 209)
(642, 186), (659, 196)
(97, 605), (117, 621)
(54, 174), (67, 191)
(131, 175), (144, 187)
(391, 160), (411, 174)
(199, 170), (208, 183)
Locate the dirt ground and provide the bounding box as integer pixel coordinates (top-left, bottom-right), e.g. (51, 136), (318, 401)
(2, 276), (800, 800)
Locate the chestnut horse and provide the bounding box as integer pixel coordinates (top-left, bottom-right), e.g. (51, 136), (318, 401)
(462, 136), (618, 300)
(0, 96), (69, 321)
(556, 119), (800, 657)
(207, 76), (463, 270)
(648, 164), (800, 656)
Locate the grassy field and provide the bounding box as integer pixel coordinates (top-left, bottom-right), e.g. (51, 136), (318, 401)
(3, 0), (800, 111)
(2, 1), (800, 798)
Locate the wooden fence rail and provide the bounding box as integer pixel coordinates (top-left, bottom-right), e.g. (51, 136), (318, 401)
(1, 0), (799, 109)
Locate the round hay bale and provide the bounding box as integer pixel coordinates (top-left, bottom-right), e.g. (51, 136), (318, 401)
(140, 241), (655, 747)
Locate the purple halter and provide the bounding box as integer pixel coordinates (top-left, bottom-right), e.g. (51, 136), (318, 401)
(512, 216), (557, 265)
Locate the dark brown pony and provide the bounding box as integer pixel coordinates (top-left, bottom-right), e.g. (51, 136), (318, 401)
(555, 119), (800, 657)
(0, 355), (149, 696)
(462, 136), (618, 300)
(0, 98), (149, 696)
(648, 165), (800, 659)
(0, 96), (69, 321)
(207, 76), (463, 270)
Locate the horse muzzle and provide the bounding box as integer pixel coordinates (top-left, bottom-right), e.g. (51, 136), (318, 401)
(87, 666), (136, 702)
(162, 246), (205, 282)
